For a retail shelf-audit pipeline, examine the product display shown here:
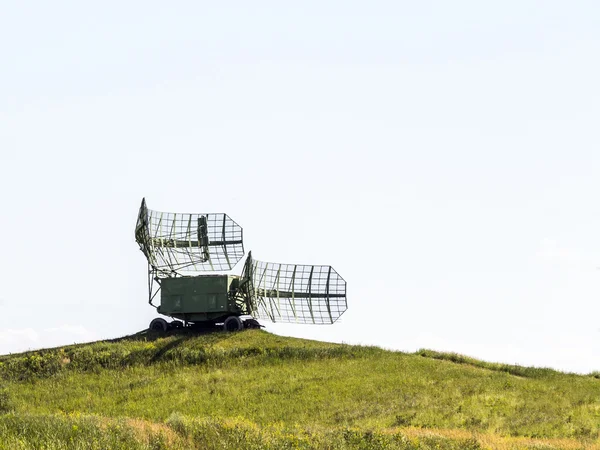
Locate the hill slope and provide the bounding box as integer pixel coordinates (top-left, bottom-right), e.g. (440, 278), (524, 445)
(0, 329), (599, 449)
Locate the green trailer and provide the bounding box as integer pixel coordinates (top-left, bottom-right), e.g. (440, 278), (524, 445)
(157, 275), (243, 328)
(135, 199), (347, 332)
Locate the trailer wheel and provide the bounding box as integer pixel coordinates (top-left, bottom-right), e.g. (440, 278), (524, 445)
(243, 318), (263, 329)
(223, 316), (243, 332)
(149, 318), (168, 332)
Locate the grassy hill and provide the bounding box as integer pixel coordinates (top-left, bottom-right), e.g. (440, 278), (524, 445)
(0, 329), (599, 449)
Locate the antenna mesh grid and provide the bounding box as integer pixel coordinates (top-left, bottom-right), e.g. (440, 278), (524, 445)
(250, 259), (347, 324)
(135, 201), (244, 275)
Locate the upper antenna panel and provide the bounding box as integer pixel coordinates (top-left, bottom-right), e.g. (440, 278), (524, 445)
(135, 198), (244, 275)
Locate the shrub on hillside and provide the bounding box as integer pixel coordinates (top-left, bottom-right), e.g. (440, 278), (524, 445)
(0, 352), (64, 381)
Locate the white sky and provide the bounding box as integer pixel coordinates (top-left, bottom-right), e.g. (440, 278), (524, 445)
(1, 1), (599, 373)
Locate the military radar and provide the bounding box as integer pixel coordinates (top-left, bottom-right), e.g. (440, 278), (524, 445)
(135, 199), (347, 331)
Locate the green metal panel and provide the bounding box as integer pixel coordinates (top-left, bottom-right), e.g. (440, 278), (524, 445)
(158, 275), (241, 322)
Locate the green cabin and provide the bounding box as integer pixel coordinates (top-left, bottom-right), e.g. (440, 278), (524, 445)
(159, 275), (243, 323)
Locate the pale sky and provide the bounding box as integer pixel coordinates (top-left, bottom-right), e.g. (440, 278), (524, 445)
(1, 1), (599, 373)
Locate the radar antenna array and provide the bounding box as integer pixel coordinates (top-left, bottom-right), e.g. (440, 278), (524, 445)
(135, 198), (244, 276)
(135, 198), (347, 328)
(241, 253), (347, 324)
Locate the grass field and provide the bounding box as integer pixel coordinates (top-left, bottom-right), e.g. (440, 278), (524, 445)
(1, 329), (599, 449)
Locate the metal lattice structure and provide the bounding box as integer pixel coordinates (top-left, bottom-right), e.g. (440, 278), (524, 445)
(135, 198), (244, 276)
(135, 198), (347, 328)
(242, 253), (347, 324)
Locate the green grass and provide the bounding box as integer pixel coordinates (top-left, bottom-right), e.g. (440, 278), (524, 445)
(1, 329), (599, 449)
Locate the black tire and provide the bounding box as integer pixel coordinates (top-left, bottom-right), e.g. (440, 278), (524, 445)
(243, 318), (263, 329)
(223, 316), (243, 332)
(149, 318), (168, 332)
